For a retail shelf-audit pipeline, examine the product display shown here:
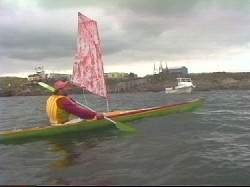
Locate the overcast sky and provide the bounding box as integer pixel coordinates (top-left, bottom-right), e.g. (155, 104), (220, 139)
(1, 0), (250, 77)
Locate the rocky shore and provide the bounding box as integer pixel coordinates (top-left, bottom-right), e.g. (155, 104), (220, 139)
(106, 72), (250, 93)
(1, 72), (250, 97)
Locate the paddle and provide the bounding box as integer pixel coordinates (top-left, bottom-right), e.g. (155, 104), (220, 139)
(38, 82), (136, 133)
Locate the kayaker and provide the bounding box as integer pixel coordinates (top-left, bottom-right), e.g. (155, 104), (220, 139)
(46, 80), (104, 125)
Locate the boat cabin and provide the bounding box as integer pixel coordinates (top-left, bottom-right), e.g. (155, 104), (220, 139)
(176, 78), (194, 87)
(177, 78), (192, 82)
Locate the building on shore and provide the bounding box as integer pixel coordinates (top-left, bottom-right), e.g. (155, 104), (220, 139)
(167, 66), (188, 75)
(28, 66), (47, 82)
(105, 72), (129, 79)
(153, 62), (188, 76)
(104, 72), (138, 79)
(27, 74), (44, 82)
(47, 73), (72, 81)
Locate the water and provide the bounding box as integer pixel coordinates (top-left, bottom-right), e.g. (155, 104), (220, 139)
(1, 91), (250, 185)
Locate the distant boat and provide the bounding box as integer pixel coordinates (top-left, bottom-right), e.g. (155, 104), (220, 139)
(165, 78), (195, 94)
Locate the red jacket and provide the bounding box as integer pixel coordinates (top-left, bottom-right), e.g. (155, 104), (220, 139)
(58, 97), (97, 119)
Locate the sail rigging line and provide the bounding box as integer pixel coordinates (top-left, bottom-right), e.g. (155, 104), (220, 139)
(106, 98), (110, 112)
(82, 89), (88, 106)
(104, 77), (110, 112)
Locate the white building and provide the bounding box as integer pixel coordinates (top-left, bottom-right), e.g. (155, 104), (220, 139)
(28, 74), (43, 82)
(168, 66), (188, 75)
(47, 73), (71, 81)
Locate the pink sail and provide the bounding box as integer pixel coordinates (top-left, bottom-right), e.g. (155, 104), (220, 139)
(72, 12), (107, 98)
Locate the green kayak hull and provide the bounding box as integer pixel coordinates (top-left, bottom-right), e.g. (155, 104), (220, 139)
(0, 98), (204, 144)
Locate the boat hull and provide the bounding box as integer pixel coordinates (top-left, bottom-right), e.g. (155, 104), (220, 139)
(0, 98), (204, 144)
(165, 86), (193, 94)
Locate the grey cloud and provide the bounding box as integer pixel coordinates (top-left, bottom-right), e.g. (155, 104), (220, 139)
(0, 25), (75, 60)
(117, 0), (250, 16)
(2, 0), (250, 74)
(0, 56), (73, 75)
(0, 26), (127, 60)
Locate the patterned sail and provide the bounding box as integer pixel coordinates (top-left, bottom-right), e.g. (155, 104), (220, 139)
(72, 12), (107, 98)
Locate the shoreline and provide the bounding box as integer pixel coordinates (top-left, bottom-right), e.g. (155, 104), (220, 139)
(1, 72), (250, 97)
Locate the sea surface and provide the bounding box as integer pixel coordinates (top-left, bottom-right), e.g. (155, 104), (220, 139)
(0, 90), (250, 185)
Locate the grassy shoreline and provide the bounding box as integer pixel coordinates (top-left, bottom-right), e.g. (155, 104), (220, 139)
(1, 72), (250, 96)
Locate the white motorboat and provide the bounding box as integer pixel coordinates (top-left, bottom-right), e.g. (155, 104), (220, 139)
(165, 78), (195, 94)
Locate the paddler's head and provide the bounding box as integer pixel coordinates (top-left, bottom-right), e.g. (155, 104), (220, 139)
(54, 80), (72, 96)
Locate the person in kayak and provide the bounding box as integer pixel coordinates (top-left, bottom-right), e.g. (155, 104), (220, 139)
(46, 80), (104, 125)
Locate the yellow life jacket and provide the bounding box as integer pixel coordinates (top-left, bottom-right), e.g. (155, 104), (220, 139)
(46, 95), (70, 124)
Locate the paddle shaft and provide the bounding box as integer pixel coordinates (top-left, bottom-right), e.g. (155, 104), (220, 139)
(75, 100), (136, 132)
(74, 100), (118, 125)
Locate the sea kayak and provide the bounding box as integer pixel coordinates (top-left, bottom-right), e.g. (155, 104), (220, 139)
(0, 98), (203, 144)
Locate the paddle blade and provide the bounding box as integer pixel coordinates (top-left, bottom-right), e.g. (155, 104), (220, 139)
(115, 122), (137, 133)
(104, 116), (136, 133)
(38, 82), (56, 92)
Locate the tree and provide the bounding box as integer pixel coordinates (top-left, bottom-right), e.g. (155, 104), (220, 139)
(128, 72), (137, 79)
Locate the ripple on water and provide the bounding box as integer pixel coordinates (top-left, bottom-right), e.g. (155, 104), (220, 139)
(1, 91), (250, 185)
